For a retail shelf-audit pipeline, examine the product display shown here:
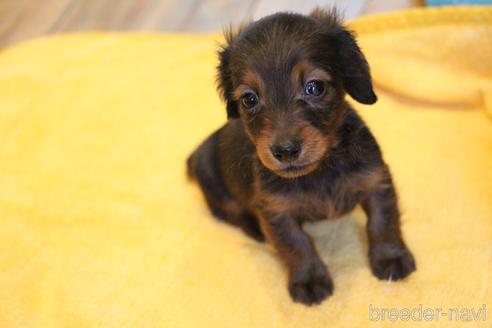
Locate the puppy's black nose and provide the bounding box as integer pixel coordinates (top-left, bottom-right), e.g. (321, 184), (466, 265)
(271, 141), (301, 163)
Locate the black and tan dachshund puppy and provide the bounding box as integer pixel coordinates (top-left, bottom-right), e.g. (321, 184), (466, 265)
(187, 9), (416, 306)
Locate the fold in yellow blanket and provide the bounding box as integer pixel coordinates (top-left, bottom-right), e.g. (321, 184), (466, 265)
(1, 6), (491, 328)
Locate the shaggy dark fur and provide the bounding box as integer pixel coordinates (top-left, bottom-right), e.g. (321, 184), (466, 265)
(187, 9), (416, 306)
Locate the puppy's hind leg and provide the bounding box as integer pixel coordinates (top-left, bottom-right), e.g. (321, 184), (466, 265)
(187, 137), (264, 242)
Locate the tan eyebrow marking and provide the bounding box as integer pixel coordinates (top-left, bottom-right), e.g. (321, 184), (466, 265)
(233, 70), (266, 100)
(233, 85), (252, 100)
(291, 61), (332, 90)
(306, 68), (332, 82)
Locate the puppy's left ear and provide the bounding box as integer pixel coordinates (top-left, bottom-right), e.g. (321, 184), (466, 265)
(333, 28), (377, 104)
(217, 31), (239, 119)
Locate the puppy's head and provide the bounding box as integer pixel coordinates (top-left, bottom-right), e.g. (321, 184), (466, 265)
(217, 9), (376, 178)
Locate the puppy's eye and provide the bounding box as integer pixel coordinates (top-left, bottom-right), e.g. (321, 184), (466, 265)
(241, 92), (258, 109)
(304, 80), (325, 97)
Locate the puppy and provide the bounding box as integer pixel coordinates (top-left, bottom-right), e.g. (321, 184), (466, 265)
(187, 9), (416, 306)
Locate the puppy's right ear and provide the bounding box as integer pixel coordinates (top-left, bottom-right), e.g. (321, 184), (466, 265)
(217, 31), (239, 119)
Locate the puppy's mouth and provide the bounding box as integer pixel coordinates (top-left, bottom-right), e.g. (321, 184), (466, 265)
(283, 163), (311, 172)
(274, 161), (319, 178)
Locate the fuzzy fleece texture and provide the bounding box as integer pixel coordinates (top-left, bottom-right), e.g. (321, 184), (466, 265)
(0, 6), (491, 328)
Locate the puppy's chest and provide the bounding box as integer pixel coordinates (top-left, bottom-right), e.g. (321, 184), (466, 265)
(290, 191), (355, 221)
(261, 182), (360, 221)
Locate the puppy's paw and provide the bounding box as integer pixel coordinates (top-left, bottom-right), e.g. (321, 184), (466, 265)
(288, 262), (333, 306)
(370, 243), (416, 281)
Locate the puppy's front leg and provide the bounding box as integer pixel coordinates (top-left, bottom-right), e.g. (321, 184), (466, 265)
(259, 213), (333, 305)
(362, 184), (416, 281)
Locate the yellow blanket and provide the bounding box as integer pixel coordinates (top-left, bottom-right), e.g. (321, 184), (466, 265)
(0, 6), (491, 327)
